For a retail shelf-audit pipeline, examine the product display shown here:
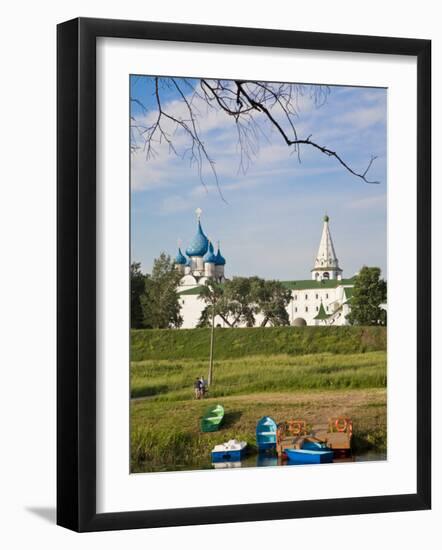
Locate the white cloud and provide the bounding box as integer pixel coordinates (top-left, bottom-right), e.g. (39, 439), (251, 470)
(336, 105), (386, 131)
(131, 80), (387, 279)
(159, 194), (196, 215)
(345, 194), (387, 210)
(130, 80), (332, 192)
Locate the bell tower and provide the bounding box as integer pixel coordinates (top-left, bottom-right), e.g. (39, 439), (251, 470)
(311, 214), (343, 281)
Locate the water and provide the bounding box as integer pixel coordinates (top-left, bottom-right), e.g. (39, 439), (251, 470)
(138, 450), (386, 473)
(211, 450), (386, 470)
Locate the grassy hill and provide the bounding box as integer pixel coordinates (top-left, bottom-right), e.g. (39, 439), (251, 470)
(131, 325), (386, 362)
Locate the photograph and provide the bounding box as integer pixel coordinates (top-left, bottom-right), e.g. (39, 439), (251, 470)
(129, 75), (388, 473)
(0, 0), (434, 542)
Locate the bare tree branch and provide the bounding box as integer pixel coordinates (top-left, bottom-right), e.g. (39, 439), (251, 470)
(130, 77), (381, 196)
(235, 80), (379, 184)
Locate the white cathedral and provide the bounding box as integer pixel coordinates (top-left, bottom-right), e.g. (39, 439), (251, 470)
(174, 209), (356, 329)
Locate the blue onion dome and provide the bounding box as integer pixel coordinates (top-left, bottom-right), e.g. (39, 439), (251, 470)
(204, 241), (217, 263)
(215, 244), (226, 266)
(185, 220), (209, 257)
(175, 247), (187, 265)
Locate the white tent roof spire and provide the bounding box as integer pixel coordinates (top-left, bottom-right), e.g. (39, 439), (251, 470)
(313, 214), (341, 272)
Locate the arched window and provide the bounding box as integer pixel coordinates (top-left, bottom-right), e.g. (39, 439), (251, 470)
(323, 272), (330, 280)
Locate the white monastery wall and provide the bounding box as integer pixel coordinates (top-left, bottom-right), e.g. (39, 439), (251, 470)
(173, 212), (358, 329)
(179, 285), (353, 329)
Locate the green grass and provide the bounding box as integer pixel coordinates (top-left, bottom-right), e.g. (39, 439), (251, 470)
(131, 326), (386, 362)
(131, 349), (387, 472)
(131, 387), (387, 472)
(131, 351), (387, 400)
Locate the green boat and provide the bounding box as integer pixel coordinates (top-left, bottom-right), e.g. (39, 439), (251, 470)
(201, 404), (225, 432)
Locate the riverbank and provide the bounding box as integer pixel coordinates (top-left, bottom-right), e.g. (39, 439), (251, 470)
(130, 351), (386, 472)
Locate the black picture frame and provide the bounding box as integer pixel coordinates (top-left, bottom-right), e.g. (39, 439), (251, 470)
(57, 17), (431, 532)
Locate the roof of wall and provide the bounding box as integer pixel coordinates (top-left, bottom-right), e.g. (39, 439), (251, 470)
(178, 277), (356, 295)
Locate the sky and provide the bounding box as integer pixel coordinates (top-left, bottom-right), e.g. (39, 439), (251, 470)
(130, 76), (387, 281)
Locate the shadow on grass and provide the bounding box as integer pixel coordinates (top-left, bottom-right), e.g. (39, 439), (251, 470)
(222, 410), (243, 429)
(131, 384), (169, 399)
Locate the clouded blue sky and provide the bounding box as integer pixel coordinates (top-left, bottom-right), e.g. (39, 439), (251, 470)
(130, 76), (386, 281)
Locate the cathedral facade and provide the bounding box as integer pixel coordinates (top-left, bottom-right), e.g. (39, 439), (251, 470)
(173, 210), (355, 328)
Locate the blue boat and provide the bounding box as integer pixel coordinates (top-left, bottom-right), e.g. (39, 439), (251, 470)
(302, 439), (331, 452)
(285, 447), (334, 464)
(211, 440), (248, 463)
(256, 416), (277, 452)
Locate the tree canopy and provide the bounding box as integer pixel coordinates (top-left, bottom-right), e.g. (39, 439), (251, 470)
(197, 277), (257, 328)
(131, 254), (183, 329)
(130, 262), (146, 329)
(251, 278), (292, 327)
(197, 276), (291, 328)
(346, 266), (387, 326)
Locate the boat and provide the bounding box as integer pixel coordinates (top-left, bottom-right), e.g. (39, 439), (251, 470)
(200, 404), (224, 432)
(285, 447), (334, 464)
(256, 416), (277, 452)
(276, 418), (353, 458)
(211, 440), (248, 462)
(302, 439), (331, 451)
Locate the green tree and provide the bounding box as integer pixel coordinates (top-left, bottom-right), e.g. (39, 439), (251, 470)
(130, 262), (146, 329)
(197, 276), (291, 328)
(224, 277), (259, 327)
(140, 253), (183, 329)
(347, 266), (387, 326)
(251, 279), (292, 327)
(197, 277), (258, 328)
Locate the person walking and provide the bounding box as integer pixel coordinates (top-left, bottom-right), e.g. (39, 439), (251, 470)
(194, 378), (201, 399)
